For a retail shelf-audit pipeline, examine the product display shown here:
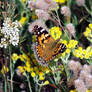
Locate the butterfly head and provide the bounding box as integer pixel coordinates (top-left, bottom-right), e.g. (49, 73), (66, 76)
(33, 25), (39, 34)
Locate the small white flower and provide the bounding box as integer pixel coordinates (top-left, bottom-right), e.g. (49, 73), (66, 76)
(0, 18), (21, 48)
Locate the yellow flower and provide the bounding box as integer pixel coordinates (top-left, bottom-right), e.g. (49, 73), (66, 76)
(43, 80), (49, 85)
(45, 69), (50, 74)
(83, 31), (89, 37)
(89, 33), (92, 37)
(54, 58), (58, 62)
(84, 24), (92, 42)
(74, 54), (80, 58)
(26, 61), (31, 68)
(85, 54), (90, 59)
(78, 46), (83, 51)
(86, 27), (91, 33)
(19, 17), (27, 25)
(70, 90), (75, 92)
(17, 66), (24, 73)
(66, 49), (71, 54)
(62, 40), (67, 45)
(54, 0), (66, 3)
(1, 65), (9, 74)
(73, 46), (92, 59)
(30, 67), (33, 71)
(38, 72), (45, 80)
(22, 0), (27, 3)
(70, 90), (74, 92)
(89, 24), (92, 29)
(83, 50), (87, 55)
(49, 26), (62, 40)
(33, 67), (38, 71)
(33, 67), (39, 74)
(31, 72), (36, 78)
(87, 89), (91, 92)
(22, 54), (29, 60)
(33, 0), (36, 2)
(73, 48), (83, 58)
(24, 66), (31, 72)
(86, 46), (91, 51)
(84, 46), (92, 59)
(70, 89), (77, 92)
(39, 72), (44, 76)
(60, 40), (67, 46)
(40, 66), (50, 74)
(61, 52), (66, 57)
(67, 40), (78, 49)
(39, 75), (45, 80)
(19, 55), (25, 61)
(70, 89), (90, 92)
(11, 53), (19, 61)
(90, 49), (92, 55)
(35, 70), (39, 74)
(80, 55), (84, 59)
(19, 54), (30, 62)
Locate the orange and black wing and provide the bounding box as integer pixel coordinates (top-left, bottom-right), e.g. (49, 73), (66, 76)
(33, 25), (66, 65)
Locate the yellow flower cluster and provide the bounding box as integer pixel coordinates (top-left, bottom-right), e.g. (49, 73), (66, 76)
(18, 64), (50, 81)
(70, 89), (91, 92)
(84, 24), (92, 42)
(67, 40), (78, 49)
(53, 0), (66, 3)
(13, 53), (31, 74)
(49, 26), (62, 40)
(11, 53), (30, 62)
(61, 40), (78, 57)
(73, 46), (92, 59)
(12, 53), (50, 81)
(1, 65), (9, 74)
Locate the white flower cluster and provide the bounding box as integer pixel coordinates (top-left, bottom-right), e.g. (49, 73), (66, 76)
(0, 18), (21, 48)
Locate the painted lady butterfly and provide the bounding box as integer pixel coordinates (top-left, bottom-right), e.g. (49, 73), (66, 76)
(32, 25), (66, 65)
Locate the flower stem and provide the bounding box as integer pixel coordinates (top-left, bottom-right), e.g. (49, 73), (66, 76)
(4, 75), (7, 92)
(9, 46), (13, 92)
(67, 0), (71, 23)
(55, 10), (69, 39)
(38, 85), (42, 92)
(26, 74), (32, 92)
(60, 56), (70, 81)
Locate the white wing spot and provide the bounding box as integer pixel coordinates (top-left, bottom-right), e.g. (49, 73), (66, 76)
(41, 29), (45, 33)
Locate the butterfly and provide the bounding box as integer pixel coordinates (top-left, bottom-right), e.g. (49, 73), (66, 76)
(32, 25), (66, 65)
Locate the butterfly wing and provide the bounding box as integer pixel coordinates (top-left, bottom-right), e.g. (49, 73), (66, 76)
(33, 25), (66, 65)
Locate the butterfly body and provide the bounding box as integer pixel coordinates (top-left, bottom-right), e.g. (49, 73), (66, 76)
(32, 25), (66, 65)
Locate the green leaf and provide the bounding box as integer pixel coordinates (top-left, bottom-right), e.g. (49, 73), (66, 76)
(87, 59), (92, 65)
